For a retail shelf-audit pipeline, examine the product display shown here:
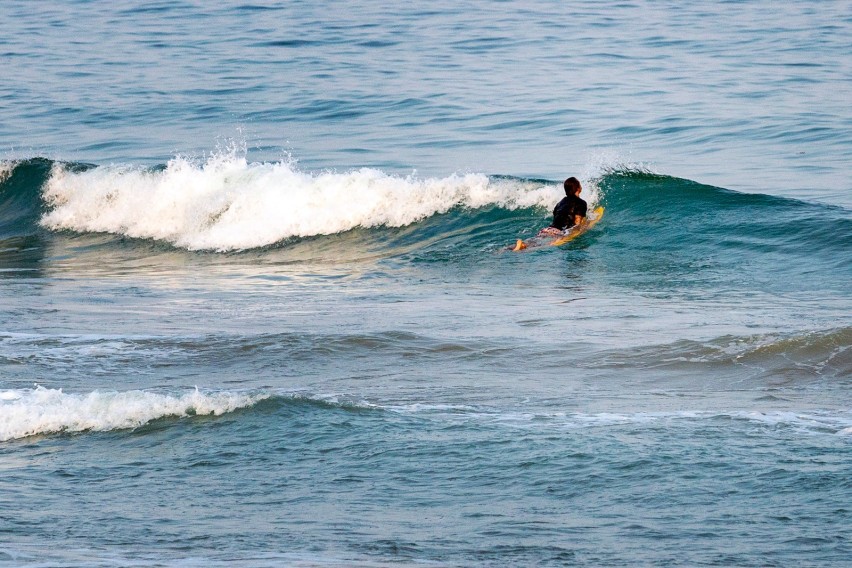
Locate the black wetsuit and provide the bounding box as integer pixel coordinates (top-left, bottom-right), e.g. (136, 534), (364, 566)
(550, 194), (587, 230)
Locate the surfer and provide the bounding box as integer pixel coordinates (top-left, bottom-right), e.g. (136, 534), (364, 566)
(513, 177), (587, 250)
(543, 176), (587, 235)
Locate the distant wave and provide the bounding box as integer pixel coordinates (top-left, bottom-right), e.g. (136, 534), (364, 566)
(330, 398), (852, 437)
(487, 409), (852, 437)
(4, 328), (847, 383)
(0, 386), (269, 442)
(595, 327), (852, 379)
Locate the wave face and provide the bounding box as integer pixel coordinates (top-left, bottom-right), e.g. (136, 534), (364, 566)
(599, 168), (851, 253)
(0, 158), (54, 240)
(590, 169), (852, 294)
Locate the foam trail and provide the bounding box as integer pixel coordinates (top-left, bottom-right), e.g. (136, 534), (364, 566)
(40, 153), (568, 251)
(0, 386), (269, 442)
(536, 410), (852, 436)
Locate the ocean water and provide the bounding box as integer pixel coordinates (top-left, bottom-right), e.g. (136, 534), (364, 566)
(1, 1), (850, 567)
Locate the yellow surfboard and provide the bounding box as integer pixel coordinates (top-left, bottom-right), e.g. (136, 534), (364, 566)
(512, 206), (604, 251)
(550, 206), (605, 246)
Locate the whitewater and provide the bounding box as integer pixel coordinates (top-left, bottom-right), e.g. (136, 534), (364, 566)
(0, 385), (268, 442)
(39, 154), (582, 251)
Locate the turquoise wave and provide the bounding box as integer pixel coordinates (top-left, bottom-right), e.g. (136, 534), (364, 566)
(1, 159), (849, 278)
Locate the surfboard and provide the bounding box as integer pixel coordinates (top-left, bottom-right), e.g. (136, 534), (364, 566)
(512, 206), (604, 251)
(550, 206), (605, 246)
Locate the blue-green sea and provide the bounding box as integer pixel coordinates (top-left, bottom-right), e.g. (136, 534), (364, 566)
(1, 1), (850, 566)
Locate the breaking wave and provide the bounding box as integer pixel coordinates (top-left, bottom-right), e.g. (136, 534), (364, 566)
(4, 383), (851, 443)
(0, 386), (269, 442)
(37, 153), (567, 251)
(1, 153), (848, 269)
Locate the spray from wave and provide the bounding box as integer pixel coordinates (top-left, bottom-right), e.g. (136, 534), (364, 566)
(0, 160), (15, 184)
(0, 385), (269, 442)
(39, 151), (588, 251)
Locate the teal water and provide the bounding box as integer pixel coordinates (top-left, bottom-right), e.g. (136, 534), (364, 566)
(1, 1), (851, 566)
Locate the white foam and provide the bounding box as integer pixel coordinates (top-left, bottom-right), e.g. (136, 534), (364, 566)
(0, 160), (15, 184)
(39, 152), (569, 251)
(385, 402), (481, 413)
(0, 385), (269, 442)
(739, 410), (852, 435)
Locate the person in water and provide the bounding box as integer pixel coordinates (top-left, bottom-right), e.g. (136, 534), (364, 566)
(513, 177), (587, 250)
(544, 176), (587, 234)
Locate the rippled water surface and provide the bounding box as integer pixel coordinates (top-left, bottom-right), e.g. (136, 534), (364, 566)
(1, 1), (850, 566)
(3, 0), (851, 202)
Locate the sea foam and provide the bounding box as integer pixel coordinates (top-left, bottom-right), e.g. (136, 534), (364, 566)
(0, 385), (269, 442)
(0, 160), (15, 184)
(40, 154), (569, 251)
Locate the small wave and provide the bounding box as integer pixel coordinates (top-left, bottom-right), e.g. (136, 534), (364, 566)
(596, 328), (852, 380)
(483, 409), (852, 436)
(6, 385), (849, 442)
(329, 393), (852, 436)
(0, 385), (269, 442)
(361, 402), (852, 436)
(732, 329), (851, 369)
(39, 152), (565, 251)
(0, 330), (491, 372)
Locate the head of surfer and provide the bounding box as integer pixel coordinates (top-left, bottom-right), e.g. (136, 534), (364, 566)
(564, 177), (582, 197)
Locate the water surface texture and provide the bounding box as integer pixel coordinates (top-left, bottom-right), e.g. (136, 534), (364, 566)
(1, 1), (850, 567)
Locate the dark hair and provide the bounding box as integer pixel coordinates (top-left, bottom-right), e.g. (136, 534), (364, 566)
(563, 177), (581, 195)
